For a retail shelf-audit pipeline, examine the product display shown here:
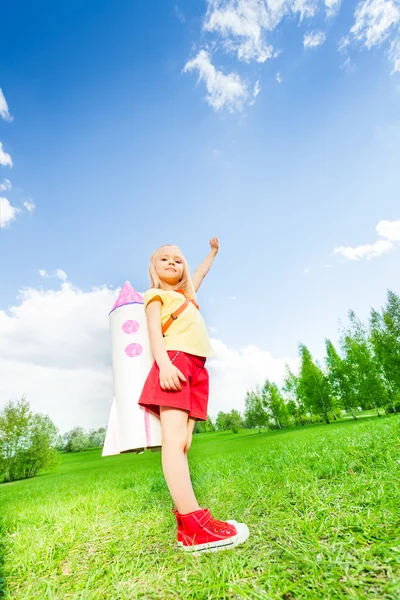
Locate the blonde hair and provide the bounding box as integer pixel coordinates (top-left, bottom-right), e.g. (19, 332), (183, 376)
(149, 245), (197, 299)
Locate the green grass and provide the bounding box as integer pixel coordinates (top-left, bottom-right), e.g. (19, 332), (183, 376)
(1, 416), (399, 599)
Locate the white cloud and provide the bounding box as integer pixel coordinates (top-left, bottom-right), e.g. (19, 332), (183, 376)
(0, 142), (13, 167)
(325, 0), (341, 17)
(204, 0), (273, 63)
(376, 219), (400, 240)
(334, 219), (400, 260)
(23, 198), (35, 214)
(203, 0), (319, 63)
(350, 0), (400, 49)
(208, 339), (298, 417)
(304, 267), (310, 274)
(389, 38), (400, 72)
(39, 269), (68, 281)
(183, 50), (249, 112)
(0, 89), (13, 122)
(0, 280), (296, 432)
(338, 35), (351, 53)
(0, 178), (11, 192)
(253, 79), (261, 97)
(276, 72), (283, 83)
(0, 197), (20, 228)
(304, 29), (327, 47)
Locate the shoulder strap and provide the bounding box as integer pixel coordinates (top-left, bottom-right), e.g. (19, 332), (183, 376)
(162, 299), (190, 337)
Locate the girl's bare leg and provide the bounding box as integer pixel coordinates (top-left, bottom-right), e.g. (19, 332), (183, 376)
(160, 407), (200, 515)
(185, 417), (196, 454)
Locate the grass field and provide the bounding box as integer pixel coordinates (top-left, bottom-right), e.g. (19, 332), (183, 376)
(1, 416), (399, 599)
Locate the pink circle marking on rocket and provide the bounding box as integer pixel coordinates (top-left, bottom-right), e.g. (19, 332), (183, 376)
(122, 320), (140, 334)
(125, 343), (143, 358)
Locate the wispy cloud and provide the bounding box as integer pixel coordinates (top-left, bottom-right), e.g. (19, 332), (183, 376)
(23, 198), (35, 214)
(183, 50), (249, 112)
(0, 142), (13, 167)
(389, 38), (400, 72)
(39, 269), (68, 282)
(350, 0), (400, 49)
(0, 89), (13, 122)
(0, 197), (20, 228)
(334, 219), (400, 261)
(0, 178), (11, 192)
(304, 29), (327, 48)
(325, 0), (341, 18)
(174, 4), (185, 23)
(276, 72), (283, 83)
(185, 0), (400, 111)
(348, 0), (400, 74)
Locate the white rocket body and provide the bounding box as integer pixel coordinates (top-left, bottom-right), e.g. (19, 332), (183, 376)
(102, 282), (162, 456)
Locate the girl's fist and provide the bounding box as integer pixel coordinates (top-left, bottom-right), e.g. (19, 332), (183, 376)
(210, 237), (219, 251)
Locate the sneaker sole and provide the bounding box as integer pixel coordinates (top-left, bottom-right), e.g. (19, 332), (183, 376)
(181, 522), (250, 555)
(177, 520), (237, 547)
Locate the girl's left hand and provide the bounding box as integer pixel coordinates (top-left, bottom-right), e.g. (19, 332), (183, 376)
(210, 237), (219, 251)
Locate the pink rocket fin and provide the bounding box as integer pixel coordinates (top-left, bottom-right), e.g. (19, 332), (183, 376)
(109, 281), (144, 314)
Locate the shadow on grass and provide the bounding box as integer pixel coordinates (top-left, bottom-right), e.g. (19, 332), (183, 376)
(0, 517), (7, 598)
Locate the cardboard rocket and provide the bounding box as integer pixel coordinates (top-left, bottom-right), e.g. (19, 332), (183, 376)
(102, 282), (162, 456)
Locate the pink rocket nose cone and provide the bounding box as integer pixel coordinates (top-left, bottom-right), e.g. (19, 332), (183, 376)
(109, 281), (144, 314)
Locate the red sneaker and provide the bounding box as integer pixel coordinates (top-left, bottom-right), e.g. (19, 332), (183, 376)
(179, 508), (249, 554)
(172, 508), (238, 547)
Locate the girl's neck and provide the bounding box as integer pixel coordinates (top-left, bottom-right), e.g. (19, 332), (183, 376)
(159, 282), (181, 291)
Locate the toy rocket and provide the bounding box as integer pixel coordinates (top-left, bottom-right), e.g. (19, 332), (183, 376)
(102, 282), (162, 456)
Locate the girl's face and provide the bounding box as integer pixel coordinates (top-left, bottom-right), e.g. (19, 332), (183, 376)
(154, 246), (185, 286)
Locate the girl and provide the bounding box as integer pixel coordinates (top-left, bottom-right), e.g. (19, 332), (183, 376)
(138, 238), (249, 554)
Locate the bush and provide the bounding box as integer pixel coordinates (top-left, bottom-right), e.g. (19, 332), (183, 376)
(0, 397), (59, 483)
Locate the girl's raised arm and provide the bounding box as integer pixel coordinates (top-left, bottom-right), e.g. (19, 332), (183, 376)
(192, 238), (219, 293)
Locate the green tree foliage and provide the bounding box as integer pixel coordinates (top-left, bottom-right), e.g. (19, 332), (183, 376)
(282, 365), (306, 425)
(215, 410), (243, 433)
(262, 380), (290, 429)
(341, 312), (387, 416)
(0, 397), (58, 483)
(194, 416), (215, 434)
(243, 389), (269, 432)
(370, 290), (400, 412)
(325, 339), (358, 419)
(298, 345), (334, 423)
(63, 427), (89, 452)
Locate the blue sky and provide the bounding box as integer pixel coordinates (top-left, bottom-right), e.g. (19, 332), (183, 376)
(1, 0), (400, 430)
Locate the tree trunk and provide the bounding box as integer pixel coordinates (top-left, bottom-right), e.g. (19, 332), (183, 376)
(351, 409), (357, 420)
(324, 412), (330, 424)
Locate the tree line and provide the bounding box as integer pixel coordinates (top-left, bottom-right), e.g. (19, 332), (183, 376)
(199, 289), (400, 434)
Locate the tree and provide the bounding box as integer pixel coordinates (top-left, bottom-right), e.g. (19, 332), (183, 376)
(282, 365), (306, 426)
(298, 345), (334, 423)
(194, 416), (215, 434)
(215, 411), (230, 431)
(0, 397), (58, 483)
(262, 380), (290, 429)
(228, 409), (243, 433)
(325, 339), (358, 419)
(370, 290), (400, 412)
(243, 390), (269, 433)
(87, 428), (106, 448)
(215, 410), (243, 433)
(342, 311), (387, 416)
(63, 427), (89, 452)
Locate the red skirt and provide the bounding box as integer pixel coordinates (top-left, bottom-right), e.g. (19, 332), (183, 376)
(138, 350), (209, 421)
